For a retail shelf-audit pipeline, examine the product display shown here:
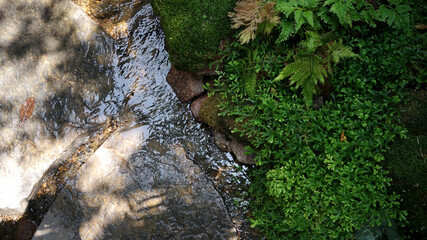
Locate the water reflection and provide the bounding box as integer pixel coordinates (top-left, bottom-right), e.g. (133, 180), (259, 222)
(1, 0), (252, 239)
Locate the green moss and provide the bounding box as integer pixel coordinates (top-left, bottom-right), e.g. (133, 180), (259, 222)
(401, 90), (427, 135)
(199, 94), (234, 133)
(150, 0), (236, 72)
(383, 89), (427, 238)
(199, 93), (247, 142)
(385, 135), (427, 191)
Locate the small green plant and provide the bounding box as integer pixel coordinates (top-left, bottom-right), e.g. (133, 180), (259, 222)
(206, 0), (424, 238)
(207, 15), (427, 236)
(274, 31), (357, 106)
(227, 0), (411, 105)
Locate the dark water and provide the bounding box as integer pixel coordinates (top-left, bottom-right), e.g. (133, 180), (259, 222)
(0, 0), (255, 239)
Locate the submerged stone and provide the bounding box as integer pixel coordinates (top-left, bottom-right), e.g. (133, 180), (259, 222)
(34, 131), (237, 239)
(1, 0), (252, 238)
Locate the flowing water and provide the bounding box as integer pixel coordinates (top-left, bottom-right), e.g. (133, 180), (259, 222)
(0, 0), (256, 239)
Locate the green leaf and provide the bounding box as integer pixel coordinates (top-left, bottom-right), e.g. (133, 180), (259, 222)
(324, 0), (337, 6)
(303, 11), (315, 27)
(294, 9), (306, 32)
(330, 1), (352, 27)
(277, 20), (294, 42)
(276, 1), (298, 17)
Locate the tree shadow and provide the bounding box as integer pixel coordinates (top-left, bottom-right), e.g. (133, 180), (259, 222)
(0, 1), (240, 239)
(31, 140), (238, 240)
(0, 0), (116, 237)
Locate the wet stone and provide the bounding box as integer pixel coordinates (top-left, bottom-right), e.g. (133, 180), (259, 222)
(1, 0), (254, 238)
(34, 131), (237, 239)
(166, 66), (205, 103)
(0, 0), (112, 216)
(190, 94), (207, 121)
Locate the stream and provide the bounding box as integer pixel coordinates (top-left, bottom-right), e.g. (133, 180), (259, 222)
(0, 0), (256, 239)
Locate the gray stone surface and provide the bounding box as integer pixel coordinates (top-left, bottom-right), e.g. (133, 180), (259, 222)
(214, 130), (232, 152)
(190, 95), (207, 121)
(34, 128), (237, 239)
(0, 0), (112, 216)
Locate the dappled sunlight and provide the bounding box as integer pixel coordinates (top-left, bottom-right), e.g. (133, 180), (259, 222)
(0, 0), (113, 215)
(107, 21), (130, 40)
(79, 194), (131, 240)
(76, 125), (148, 193)
(0, 18), (21, 47)
(0, 129), (83, 214)
(128, 189), (167, 220)
(2, 0), (244, 238)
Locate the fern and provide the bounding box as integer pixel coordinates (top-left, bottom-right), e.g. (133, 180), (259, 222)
(274, 31), (357, 106)
(244, 67), (258, 98)
(244, 47), (259, 98)
(274, 0), (411, 42)
(229, 0), (280, 44)
(281, 53), (326, 106)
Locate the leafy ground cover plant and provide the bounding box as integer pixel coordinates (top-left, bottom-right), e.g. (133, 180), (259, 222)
(228, 0), (411, 105)
(211, 44), (407, 237)
(207, 0), (425, 237)
(274, 31), (357, 106)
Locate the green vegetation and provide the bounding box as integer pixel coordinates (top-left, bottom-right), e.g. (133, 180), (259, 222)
(150, 0), (236, 71)
(209, 33), (409, 238)
(384, 90), (427, 238)
(205, 0), (426, 239)
(153, 0), (426, 238)
(274, 31), (358, 106)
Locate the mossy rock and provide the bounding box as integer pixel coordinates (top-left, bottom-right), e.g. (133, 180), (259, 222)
(199, 93), (247, 143)
(383, 89), (427, 238)
(150, 0), (236, 72)
(384, 135), (427, 191)
(401, 90), (427, 135)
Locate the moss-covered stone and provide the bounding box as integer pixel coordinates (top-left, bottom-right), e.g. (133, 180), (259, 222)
(150, 0), (236, 72)
(385, 135), (427, 191)
(401, 90), (427, 135)
(198, 93), (247, 142)
(383, 89), (427, 239)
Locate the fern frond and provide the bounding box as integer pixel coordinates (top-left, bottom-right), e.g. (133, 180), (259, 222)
(327, 40), (358, 69)
(277, 20), (294, 42)
(229, 0), (280, 44)
(302, 31), (323, 52)
(277, 53), (326, 106)
(329, 0), (355, 27)
(244, 68), (257, 98)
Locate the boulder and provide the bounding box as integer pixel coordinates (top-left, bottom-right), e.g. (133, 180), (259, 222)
(166, 66), (205, 102)
(230, 140), (256, 165)
(190, 95), (207, 121)
(213, 130), (231, 152)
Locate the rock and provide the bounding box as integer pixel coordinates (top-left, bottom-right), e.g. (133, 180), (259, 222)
(166, 66), (205, 102)
(190, 95), (207, 121)
(16, 220), (37, 240)
(313, 96), (324, 110)
(230, 140), (256, 165)
(34, 129), (238, 240)
(214, 130), (231, 152)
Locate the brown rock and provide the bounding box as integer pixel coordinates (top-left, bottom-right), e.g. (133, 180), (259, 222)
(190, 95), (207, 121)
(16, 220), (37, 240)
(213, 130), (231, 152)
(230, 140), (256, 165)
(166, 66), (205, 102)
